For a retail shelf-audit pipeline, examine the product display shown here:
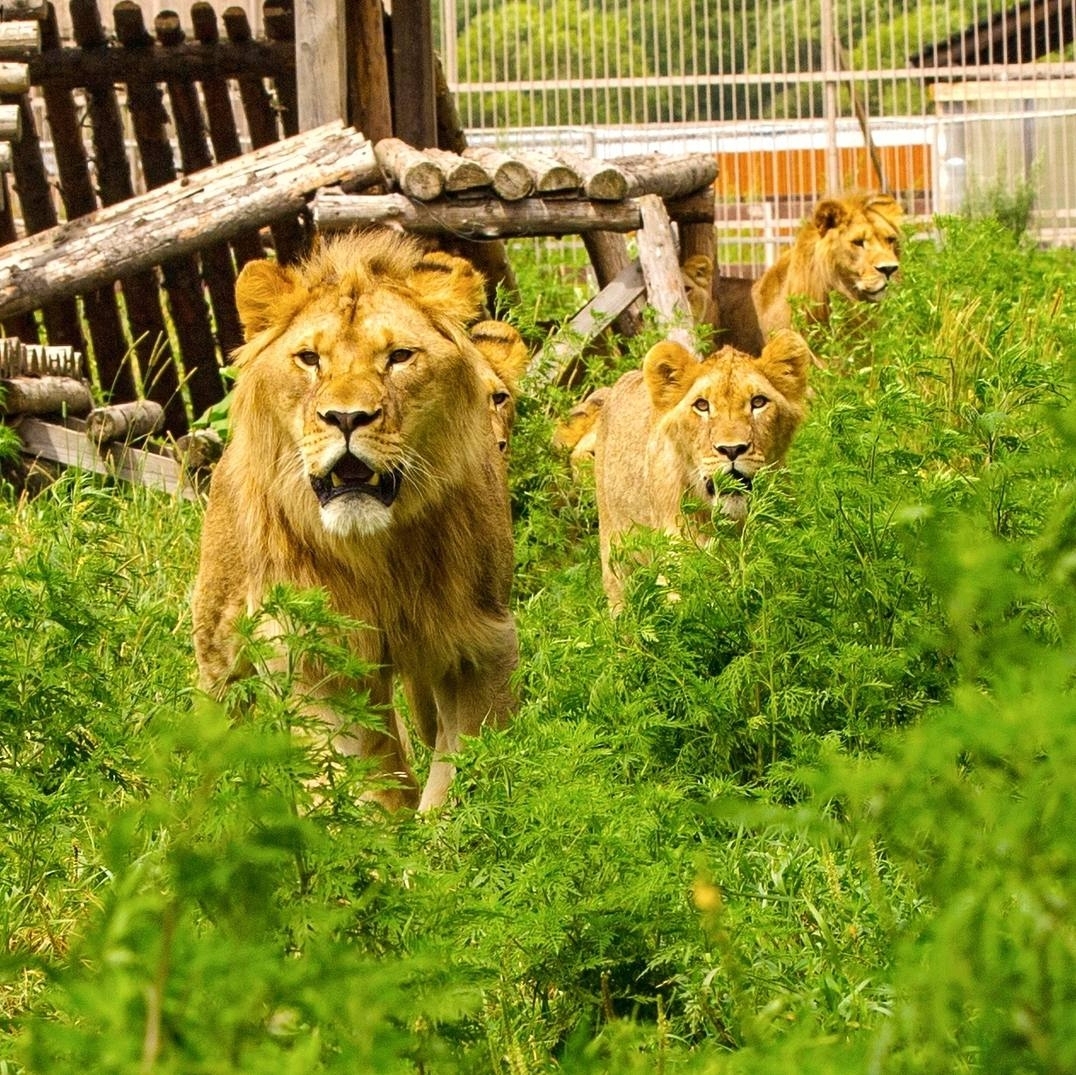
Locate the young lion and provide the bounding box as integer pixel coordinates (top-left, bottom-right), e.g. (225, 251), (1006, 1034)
(192, 229), (521, 812)
(713, 193), (903, 356)
(591, 330), (812, 607)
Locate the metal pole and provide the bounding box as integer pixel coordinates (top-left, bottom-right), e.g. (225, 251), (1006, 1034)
(819, 0), (841, 192)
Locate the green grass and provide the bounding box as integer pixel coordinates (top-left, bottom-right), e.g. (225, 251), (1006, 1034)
(0, 217), (1074, 1073)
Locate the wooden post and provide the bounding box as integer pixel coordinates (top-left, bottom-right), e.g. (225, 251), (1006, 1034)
(263, 0), (299, 137)
(349, 0), (392, 144)
(636, 195), (696, 353)
(390, 0), (436, 148)
(293, 0), (346, 130)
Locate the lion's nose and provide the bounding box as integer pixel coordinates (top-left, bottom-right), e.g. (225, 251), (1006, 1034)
(879, 262), (899, 279)
(716, 442), (749, 461)
(320, 407), (382, 434)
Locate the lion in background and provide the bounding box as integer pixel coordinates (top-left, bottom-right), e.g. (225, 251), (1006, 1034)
(192, 229), (520, 812)
(712, 193), (903, 356)
(561, 331), (811, 607)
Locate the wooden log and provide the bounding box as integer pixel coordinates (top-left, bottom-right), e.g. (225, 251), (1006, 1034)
(0, 188), (37, 340)
(0, 143), (9, 170)
(190, 2), (266, 269)
(1, 375), (92, 415)
(38, 2), (131, 398)
(224, 4), (305, 263)
(13, 414), (198, 499)
(512, 150), (580, 194)
(581, 230), (643, 337)
(0, 21), (40, 60)
(156, 11), (244, 363)
(349, 0), (392, 145)
(263, 0), (299, 137)
(462, 147), (534, 201)
(375, 137), (444, 201)
(433, 48), (465, 155)
(531, 261), (646, 384)
(0, 103), (20, 140)
(553, 151), (629, 200)
(172, 426), (223, 470)
(0, 63), (28, 95)
(0, 1), (48, 19)
(85, 399), (164, 444)
(312, 187), (716, 238)
(14, 341), (82, 376)
(5, 93), (84, 348)
(423, 147), (489, 193)
(636, 195), (695, 352)
(70, 0), (155, 403)
(0, 124), (380, 322)
(614, 153), (719, 200)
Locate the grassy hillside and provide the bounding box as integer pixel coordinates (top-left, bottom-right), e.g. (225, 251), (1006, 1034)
(1, 216), (1074, 1073)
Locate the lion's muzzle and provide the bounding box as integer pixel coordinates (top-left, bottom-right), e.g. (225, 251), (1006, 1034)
(310, 453), (402, 508)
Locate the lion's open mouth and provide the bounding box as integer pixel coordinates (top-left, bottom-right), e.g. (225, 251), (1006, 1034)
(310, 455), (402, 508)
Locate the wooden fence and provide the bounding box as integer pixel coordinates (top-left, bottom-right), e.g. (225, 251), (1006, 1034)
(2, 0), (303, 434)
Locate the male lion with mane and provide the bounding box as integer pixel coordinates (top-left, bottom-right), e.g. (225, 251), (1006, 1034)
(192, 229), (521, 812)
(577, 331), (811, 607)
(713, 193), (903, 357)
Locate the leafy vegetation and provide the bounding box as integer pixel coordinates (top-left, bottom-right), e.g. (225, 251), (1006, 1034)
(0, 216), (1074, 1073)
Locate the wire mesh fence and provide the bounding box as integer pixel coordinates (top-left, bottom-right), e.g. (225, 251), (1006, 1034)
(440, 0), (1076, 271)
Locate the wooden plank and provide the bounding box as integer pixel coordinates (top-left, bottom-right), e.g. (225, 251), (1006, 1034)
(0, 123), (379, 322)
(312, 187), (716, 238)
(12, 415), (198, 499)
(390, 0), (436, 148)
(636, 194), (695, 352)
(531, 261), (646, 384)
(263, 0), (299, 137)
(349, 0), (392, 144)
(0, 1), (49, 20)
(293, 0), (346, 130)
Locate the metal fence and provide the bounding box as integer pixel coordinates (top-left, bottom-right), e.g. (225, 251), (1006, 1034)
(439, 0), (1076, 270)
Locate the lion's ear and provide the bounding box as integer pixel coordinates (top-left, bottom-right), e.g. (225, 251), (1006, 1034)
(235, 259), (302, 339)
(470, 320), (530, 388)
(410, 251), (487, 325)
(813, 200), (850, 236)
(866, 193), (904, 226)
(758, 330), (812, 404)
(643, 340), (698, 411)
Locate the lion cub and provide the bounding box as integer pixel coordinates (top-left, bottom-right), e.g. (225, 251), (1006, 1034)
(588, 330), (811, 607)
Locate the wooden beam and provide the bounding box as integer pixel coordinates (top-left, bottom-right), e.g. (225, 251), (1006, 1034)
(390, 0), (436, 147)
(0, 123), (379, 321)
(312, 188), (716, 238)
(636, 194), (696, 352)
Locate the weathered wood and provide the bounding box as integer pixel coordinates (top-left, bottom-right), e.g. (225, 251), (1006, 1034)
(0, 188), (37, 339)
(0, 338), (81, 377)
(581, 230), (644, 337)
(553, 151), (630, 200)
(172, 426), (224, 470)
(27, 38), (293, 89)
(513, 150), (580, 194)
(70, 0), (156, 402)
(350, 0), (392, 144)
(433, 49), (466, 155)
(85, 399), (164, 444)
(0, 1), (48, 19)
(0, 63), (28, 95)
(462, 146), (534, 201)
(423, 147), (489, 193)
(531, 261), (646, 384)
(6, 94), (84, 348)
(614, 152), (718, 200)
(263, 0), (299, 137)
(190, 2), (265, 269)
(636, 194), (695, 352)
(293, 0), (346, 130)
(390, 0), (436, 148)
(1, 375), (92, 415)
(0, 143), (10, 169)
(0, 124), (380, 322)
(0, 103), (20, 140)
(13, 415), (198, 499)
(312, 187), (716, 238)
(375, 137), (444, 200)
(0, 22), (40, 60)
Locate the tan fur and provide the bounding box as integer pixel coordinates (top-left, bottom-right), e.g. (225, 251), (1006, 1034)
(470, 319), (530, 454)
(592, 330), (811, 607)
(713, 193), (904, 356)
(192, 229), (518, 812)
(680, 254), (717, 324)
(552, 387), (610, 470)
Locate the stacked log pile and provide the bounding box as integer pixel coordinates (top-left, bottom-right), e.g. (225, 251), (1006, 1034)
(0, 0), (44, 207)
(0, 336), (217, 499)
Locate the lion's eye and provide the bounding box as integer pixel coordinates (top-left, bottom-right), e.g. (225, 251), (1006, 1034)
(751, 394), (769, 410)
(387, 348), (416, 367)
(852, 237), (867, 248)
(491, 391), (510, 407)
(692, 398), (710, 414)
(294, 349), (320, 369)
